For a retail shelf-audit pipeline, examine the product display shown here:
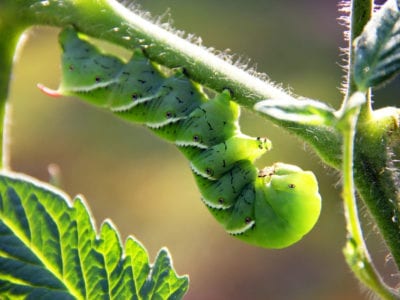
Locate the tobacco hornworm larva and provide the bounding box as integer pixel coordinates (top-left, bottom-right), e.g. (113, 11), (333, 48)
(41, 28), (321, 249)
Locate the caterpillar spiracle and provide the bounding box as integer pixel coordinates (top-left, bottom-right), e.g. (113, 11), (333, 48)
(40, 28), (322, 249)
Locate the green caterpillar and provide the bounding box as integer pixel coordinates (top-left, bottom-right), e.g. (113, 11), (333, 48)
(40, 28), (321, 249)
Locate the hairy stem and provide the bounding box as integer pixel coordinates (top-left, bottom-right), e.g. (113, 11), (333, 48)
(341, 93), (399, 299)
(8, 0), (294, 109)
(354, 112), (400, 270)
(343, 0), (400, 272)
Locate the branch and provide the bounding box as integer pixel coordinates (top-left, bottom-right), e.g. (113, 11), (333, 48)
(7, 0), (294, 110)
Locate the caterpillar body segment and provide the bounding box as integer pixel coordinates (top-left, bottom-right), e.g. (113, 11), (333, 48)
(144, 74), (207, 129)
(59, 29), (125, 105)
(175, 91), (241, 149)
(194, 160), (258, 209)
(189, 136), (271, 180)
(44, 28), (322, 249)
(108, 50), (165, 110)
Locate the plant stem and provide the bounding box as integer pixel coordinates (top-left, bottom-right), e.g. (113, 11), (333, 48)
(340, 0), (400, 293)
(343, 0), (400, 272)
(9, 0), (294, 110)
(341, 94), (399, 300)
(0, 12), (26, 169)
(353, 112), (400, 269)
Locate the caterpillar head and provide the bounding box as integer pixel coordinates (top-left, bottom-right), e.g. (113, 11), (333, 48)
(237, 163), (321, 248)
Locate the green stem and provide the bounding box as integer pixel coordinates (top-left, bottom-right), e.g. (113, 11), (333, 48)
(339, 0), (400, 293)
(345, 0), (400, 272)
(7, 0), (294, 110)
(0, 8), (26, 169)
(341, 95), (399, 300)
(353, 112), (400, 269)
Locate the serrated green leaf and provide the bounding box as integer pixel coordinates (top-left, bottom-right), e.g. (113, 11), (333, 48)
(354, 0), (400, 90)
(141, 249), (189, 300)
(0, 171), (188, 299)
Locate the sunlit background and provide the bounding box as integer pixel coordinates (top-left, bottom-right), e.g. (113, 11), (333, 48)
(7, 0), (400, 299)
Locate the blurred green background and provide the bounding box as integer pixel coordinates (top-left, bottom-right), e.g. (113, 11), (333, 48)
(7, 0), (400, 299)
